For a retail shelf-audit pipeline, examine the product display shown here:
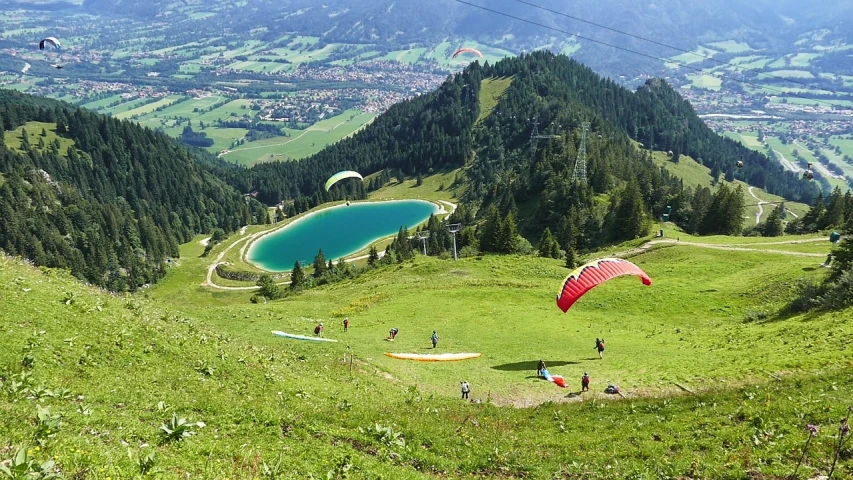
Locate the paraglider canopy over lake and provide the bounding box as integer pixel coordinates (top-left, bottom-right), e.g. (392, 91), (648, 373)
(247, 200), (439, 272)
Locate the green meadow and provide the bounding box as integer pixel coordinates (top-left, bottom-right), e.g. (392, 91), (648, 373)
(221, 110), (376, 165)
(2, 218), (850, 477)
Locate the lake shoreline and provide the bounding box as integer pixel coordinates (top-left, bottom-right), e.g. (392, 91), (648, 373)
(245, 199), (440, 272)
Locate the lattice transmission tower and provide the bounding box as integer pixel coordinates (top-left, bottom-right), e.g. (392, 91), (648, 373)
(530, 114), (560, 163)
(571, 122), (591, 182)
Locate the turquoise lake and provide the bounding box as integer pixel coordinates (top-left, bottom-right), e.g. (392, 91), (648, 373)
(247, 200), (440, 272)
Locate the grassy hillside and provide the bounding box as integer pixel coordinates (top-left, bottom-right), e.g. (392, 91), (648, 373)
(2, 231), (852, 478)
(476, 76), (513, 125)
(650, 149), (811, 220)
(3, 121), (76, 155)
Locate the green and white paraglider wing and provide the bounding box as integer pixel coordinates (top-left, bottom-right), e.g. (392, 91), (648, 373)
(324, 170), (363, 191)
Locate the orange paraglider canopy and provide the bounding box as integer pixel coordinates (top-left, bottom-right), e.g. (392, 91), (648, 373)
(451, 47), (483, 59)
(556, 258), (651, 313)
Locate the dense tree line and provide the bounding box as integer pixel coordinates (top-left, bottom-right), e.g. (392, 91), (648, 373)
(783, 188), (853, 312)
(0, 89), (264, 290)
(785, 187), (853, 235)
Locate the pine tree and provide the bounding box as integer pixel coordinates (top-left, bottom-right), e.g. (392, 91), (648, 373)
(20, 128), (29, 150)
(256, 274), (279, 300)
(821, 187), (844, 229)
(565, 245), (577, 269)
(477, 205), (503, 253)
(498, 212), (519, 253)
(313, 249), (328, 278)
(762, 204), (784, 237)
(290, 261), (306, 290)
(538, 227), (560, 258)
(801, 193), (826, 232)
(613, 180), (647, 240)
(367, 244), (379, 267)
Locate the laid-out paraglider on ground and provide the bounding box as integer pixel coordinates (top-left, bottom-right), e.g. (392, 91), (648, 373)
(384, 352), (482, 362)
(271, 330), (338, 343)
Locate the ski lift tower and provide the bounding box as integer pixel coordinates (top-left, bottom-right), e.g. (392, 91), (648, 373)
(571, 122), (591, 182)
(416, 231), (430, 256)
(530, 114), (561, 163)
(447, 223), (462, 261)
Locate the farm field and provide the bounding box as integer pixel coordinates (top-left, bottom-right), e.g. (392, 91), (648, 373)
(221, 109), (376, 165)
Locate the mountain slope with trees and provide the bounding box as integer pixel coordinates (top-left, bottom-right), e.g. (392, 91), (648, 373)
(0, 89), (266, 290)
(219, 52), (818, 255)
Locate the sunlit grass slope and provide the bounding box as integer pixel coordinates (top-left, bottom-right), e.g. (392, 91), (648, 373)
(3, 232), (853, 478)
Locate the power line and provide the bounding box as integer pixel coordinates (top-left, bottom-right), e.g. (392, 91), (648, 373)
(507, 0), (848, 97)
(451, 0), (849, 109)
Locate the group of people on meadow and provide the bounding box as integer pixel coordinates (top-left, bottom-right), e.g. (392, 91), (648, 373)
(314, 318), (441, 349)
(313, 319), (615, 398)
(535, 338), (618, 394)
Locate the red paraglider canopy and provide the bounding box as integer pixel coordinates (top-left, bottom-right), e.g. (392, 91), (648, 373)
(451, 47), (483, 59)
(556, 258), (651, 313)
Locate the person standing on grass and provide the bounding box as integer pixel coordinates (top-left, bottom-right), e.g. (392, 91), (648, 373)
(595, 338), (605, 359)
(581, 372), (590, 392)
(343, 317), (349, 332)
(314, 323), (324, 337)
(461, 381), (470, 400)
(431, 331), (439, 349)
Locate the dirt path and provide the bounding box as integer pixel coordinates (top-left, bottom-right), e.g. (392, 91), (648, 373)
(773, 149), (801, 173)
(436, 200), (457, 216)
(793, 140), (837, 179)
(747, 186), (766, 224)
(613, 237), (827, 259)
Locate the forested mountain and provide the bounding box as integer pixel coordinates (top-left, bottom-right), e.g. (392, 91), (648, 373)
(212, 52), (818, 252)
(0, 90), (266, 291)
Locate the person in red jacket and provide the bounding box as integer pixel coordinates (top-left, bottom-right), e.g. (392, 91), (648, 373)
(581, 372), (590, 392)
(343, 317), (349, 332)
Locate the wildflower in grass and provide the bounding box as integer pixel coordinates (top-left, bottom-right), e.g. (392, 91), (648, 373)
(792, 423), (818, 479)
(828, 407), (851, 479)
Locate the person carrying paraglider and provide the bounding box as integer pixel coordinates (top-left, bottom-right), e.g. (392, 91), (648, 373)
(314, 323), (324, 337)
(595, 338), (605, 359)
(581, 372), (590, 392)
(537, 359), (547, 377)
(431, 331), (439, 349)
